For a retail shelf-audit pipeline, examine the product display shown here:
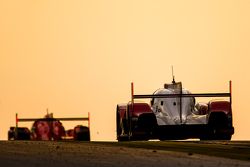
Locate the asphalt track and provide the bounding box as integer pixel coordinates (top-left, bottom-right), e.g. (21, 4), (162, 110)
(0, 140), (249, 167)
(101, 140), (250, 161)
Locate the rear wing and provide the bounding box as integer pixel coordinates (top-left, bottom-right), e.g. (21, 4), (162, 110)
(15, 112), (90, 131)
(131, 81), (232, 102)
(130, 81), (232, 124)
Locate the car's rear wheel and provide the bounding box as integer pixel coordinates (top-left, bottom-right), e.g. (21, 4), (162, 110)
(204, 112), (233, 140)
(116, 110), (122, 139)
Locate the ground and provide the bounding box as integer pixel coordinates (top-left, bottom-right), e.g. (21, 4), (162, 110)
(0, 141), (249, 167)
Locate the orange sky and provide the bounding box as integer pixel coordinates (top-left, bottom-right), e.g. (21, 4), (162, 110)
(0, 0), (250, 140)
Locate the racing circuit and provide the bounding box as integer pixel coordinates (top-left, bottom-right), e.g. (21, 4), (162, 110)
(0, 140), (249, 167)
(3, 79), (246, 167)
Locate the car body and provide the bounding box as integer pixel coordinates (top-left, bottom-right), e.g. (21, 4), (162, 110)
(116, 81), (234, 141)
(31, 118), (65, 140)
(10, 113), (90, 141)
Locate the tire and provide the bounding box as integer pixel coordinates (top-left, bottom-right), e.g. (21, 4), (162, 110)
(207, 112), (232, 140)
(74, 126), (90, 141)
(116, 111), (122, 140)
(117, 118), (129, 141)
(8, 132), (11, 140)
(202, 135), (232, 141)
(221, 134), (232, 140)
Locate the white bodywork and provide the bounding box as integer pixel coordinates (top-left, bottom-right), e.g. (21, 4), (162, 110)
(152, 88), (207, 125)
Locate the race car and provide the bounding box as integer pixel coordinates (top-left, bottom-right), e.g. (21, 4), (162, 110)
(116, 79), (234, 141)
(9, 112), (90, 141)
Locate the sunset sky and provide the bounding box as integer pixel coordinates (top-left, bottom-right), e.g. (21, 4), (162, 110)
(0, 0), (250, 140)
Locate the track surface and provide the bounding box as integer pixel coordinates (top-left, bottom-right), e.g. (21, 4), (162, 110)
(105, 140), (250, 161)
(0, 141), (249, 167)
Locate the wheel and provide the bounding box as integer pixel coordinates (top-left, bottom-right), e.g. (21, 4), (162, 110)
(223, 134), (232, 140)
(215, 134), (232, 140)
(116, 105), (131, 141)
(116, 111), (122, 140)
(206, 112), (232, 140)
(200, 129), (232, 141)
(8, 132), (12, 140)
(74, 126), (90, 141)
(117, 117), (129, 141)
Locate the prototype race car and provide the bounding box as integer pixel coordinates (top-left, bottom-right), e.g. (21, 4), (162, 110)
(9, 112), (90, 141)
(116, 79), (234, 141)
